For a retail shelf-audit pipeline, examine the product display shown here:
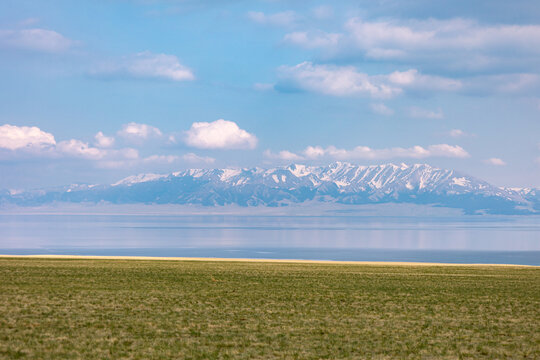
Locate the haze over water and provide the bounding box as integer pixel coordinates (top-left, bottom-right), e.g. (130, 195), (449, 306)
(1, 213), (539, 265)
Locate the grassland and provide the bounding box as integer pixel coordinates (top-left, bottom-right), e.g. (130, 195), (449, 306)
(0, 258), (538, 359)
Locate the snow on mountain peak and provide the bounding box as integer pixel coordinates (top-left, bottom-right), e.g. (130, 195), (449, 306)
(287, 164), (312, 177)
(112, 173), (167, 186)
(452, 177), (470, 187)
(220, 168), (242, 181)
(19, 162), (530, 214)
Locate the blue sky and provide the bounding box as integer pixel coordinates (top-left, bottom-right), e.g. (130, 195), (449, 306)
(0, 0), (539, 189)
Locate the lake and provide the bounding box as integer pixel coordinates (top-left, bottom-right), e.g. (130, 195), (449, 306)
(1, 213), (539, 265)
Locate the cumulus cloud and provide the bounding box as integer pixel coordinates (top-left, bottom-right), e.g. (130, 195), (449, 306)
(0, 124), (56, 150)
(0, 124), (142, 166)
(247, 11), (297, 27)
(56, 139), (107, 160)
(0, 28), (74, 53)
(263, 149), (304, 161)
(427, 144), (470, 158)
(94, 132), (115, 148)
(267, 144), (469, 162)
(370, 103), (394, 116)
(94, 51), (194, 82)
(0, 124), (210, 172)
(276, 62), (460, 98)
(408, 106), (444, 119)
(56, 141), (138, 163)
(303, 146), (325, 159)
(118, 122), (163, 140)
(485, 158), (506, 166)
(182, 153), (216, 164)
(184, 119), (257, 150)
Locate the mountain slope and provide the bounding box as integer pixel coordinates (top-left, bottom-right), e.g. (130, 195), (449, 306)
(2, 162), (538, 214)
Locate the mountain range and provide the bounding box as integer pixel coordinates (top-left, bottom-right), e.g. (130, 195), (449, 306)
(2, 162), (539, 215)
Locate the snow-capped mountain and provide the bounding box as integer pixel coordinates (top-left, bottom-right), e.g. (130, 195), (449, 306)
(2, 162), (539, 214)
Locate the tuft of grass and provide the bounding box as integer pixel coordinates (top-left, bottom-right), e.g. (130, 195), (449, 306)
(0, 258), (539, 359)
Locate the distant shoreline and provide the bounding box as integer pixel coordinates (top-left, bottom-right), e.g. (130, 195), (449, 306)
(0, 254), (536, 267)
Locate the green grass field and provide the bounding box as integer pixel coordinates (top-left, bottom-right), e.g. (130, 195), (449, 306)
(0, 258), (539, 359)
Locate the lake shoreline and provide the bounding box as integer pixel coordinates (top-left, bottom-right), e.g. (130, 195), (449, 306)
(1, 254), (537, 267)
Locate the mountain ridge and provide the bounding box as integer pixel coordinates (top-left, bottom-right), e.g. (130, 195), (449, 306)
(2, 162), (539, 215)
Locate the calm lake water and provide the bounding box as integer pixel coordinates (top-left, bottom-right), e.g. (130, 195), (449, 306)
(1, 214), (539, 265)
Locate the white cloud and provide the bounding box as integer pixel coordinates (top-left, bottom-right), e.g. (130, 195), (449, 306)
(276, 64), (538, 98)
(301, 144), (469, 160)
(343, 18), (540, 71)
(277, 62), (460, 98)
(277, 62), (401, 98)
(283, 31), (342, 49)
(143, 154), (179, 164)
(94, 132), (115, 148)
(0, 124), (142, 163)
(344, 18), (446, 60)
(408, 106), (444, 119)
(264, 149), (304, 161)
(387, 69), (462, 92)
(56, 139), (107, 160)
(95, 51), (194, 82)
(265, 144), (469, 162)
(247, 11), (297, 27)
(0, 124), (56, 150)
(427, 144), (470, 158)
(283, 18), (540, 73)
(303, 146), (326, 159)
(485, 158), (506, 166)
(184, 119), (257, 150)
(118, 122), (162, 140)
(0, 124), (199, 170)
(182, 153), (216, 164)
(370, 103), (394, 116)
(345, 18), (540, 57)
(55, 141), (139, 162)
(449, 129), (466, 138)
(92, 150), (181, 169)
(0, 28), (73, 53)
